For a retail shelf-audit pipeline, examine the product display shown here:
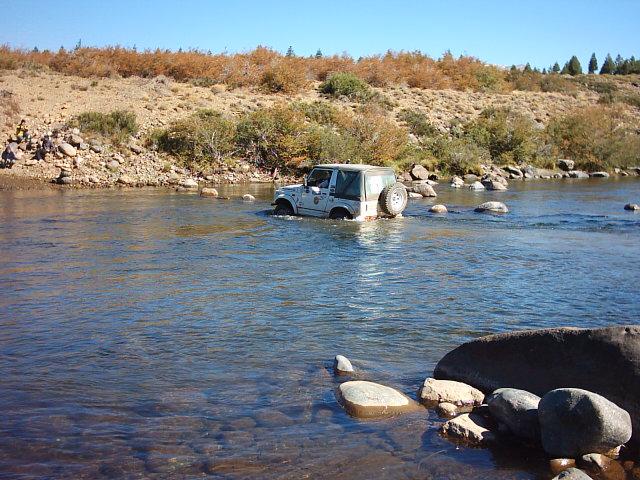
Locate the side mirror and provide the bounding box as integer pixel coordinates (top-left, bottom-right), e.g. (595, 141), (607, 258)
(303, 177), (308, 187)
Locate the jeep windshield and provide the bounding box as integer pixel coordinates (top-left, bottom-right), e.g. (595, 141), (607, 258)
(364, 171), (396, 200)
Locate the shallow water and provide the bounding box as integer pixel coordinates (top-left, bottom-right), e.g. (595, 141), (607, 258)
(0, 178), (639, 479)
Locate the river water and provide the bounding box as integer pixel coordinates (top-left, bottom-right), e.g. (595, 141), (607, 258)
(1, 178), (639, 479)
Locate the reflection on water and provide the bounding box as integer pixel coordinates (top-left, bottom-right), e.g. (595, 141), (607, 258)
(0, 179), (639, 479)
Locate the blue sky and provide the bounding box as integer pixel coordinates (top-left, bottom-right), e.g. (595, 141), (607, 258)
(1, 0), (638, 68)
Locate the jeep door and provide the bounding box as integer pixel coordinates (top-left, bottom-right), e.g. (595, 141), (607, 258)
(298, 168), (334, 216)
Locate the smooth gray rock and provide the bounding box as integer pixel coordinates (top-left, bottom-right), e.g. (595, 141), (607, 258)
(469, 181), (485, 190)
(590, 171), (610, 178)
(338, 381), (421, 418)
(475, 201), (508, 213)
(58, 143), (77, 157)
(433, 326), (640, 442)
(539, 388), (631, 457)
(429, 204), (448, 213)
(463, 174), (479, 183)
(569, 170), (589, 179)
(552, 468), (592, 480)
(334, 355), (354, 375)
(413, 183), (437, 197)
(558, 159), (575, 171)
(410, 164), (430, 180)
(504, 165), (523, 177)
(487, 388), (540, 441)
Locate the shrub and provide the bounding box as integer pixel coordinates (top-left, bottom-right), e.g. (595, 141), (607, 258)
(539, 75), (578, 94)
(292, 101), (344, 127)
(319, 72), (372, 101)
(398, 109), (438, 138)
(69, 110), (137, 144)
(152, 109), (236, 165)
(0, 90), (20, 129)
(260, 57), (308, 94)
(463, 108), (542, 164)
(235, 104), (315, 170)
(430, 136), (489, 175)
(546, 105), (640, 171)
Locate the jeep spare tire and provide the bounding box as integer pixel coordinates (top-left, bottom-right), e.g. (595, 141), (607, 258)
(379, 182), (408, 216)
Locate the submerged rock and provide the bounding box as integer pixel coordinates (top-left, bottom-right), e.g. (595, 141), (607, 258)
(338, 381), (421, 418)
(419, 378), (484, 406)
(539, 388), (631, 458)
(441, 413), (495, 445)
(437, 402), (460, 417)
(552, 467), (592, 480)
(469, 181), (485, 191)
(590, 171), (610, 178)
(486, 388), (540, 441)
(475, 201), (509, 213)
(578, 453), (626, 480)
(334, 355), (354, 375)
(450, 176), (464, 188)
(429, 204), (447, 213)
(242, 194), (255, 202)
(624, 203), (639, 211)
(433, 326), (640, 442)
(200, 187), (219, 197)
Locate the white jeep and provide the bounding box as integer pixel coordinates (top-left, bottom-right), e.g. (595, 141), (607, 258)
(272, 164), (408, 220)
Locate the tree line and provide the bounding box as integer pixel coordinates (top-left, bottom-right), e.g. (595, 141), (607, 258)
(515, 53), (640, 76)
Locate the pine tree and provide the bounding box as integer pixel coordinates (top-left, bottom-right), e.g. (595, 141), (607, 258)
(542, 68), (547, 74)
(567, 55), (582, 75)
(75, 39), (82, 51)
(614, 54), (624, 74)
(600, 54), (615, 74)
(32, 46), (39, 53)
(315, 49), (322, 59)
(523, 63), (532, 73)
(552, 62), (560, 73)
(286, 46), (295, 57)
(588, 53), (598, 74)
(560, 62), (570, 75)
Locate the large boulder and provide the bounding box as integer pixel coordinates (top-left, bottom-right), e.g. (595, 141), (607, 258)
(413, 183), (437, 197)
(337, 381), (421, 418)
(486, 388), (540, 441)
(558, 159), (575, 171)
(59, 143), (77, 157)
(569, 170), (590, 179)
(419, 378), (484, 406)
(433, 326), (640, 441)
(410, 164), (430, 180)
(539, 388), (631, 457)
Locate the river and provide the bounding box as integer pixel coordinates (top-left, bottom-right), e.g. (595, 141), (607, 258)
(1, 178), (639, 479)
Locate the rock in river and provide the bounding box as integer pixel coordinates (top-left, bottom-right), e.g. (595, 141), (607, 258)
(429, 204), (447, 214)
(539, 388), (631, 457)
(569, 170), (589, 179)
(624, 203), (639, 211)
(590, 171), (610, 178)
(179, 178), (199, 189)
(433, 326), (640, 442)
(469, 181), (485, 190)
(486, 388), (540, 441)
(413, 183), (437, 197)
(475, 201), (509, 213)
(441, 413), (495, 445)
(419, 378), (484, 406)
(552, 468), (592, 480)
(242, 194), (255, 202)
(557, 159), (575, 171)
(334, 355), (354, 375)
(410, 164), (430, 180)
(200, 187), (219, 197)
(338, 381), (421, 418)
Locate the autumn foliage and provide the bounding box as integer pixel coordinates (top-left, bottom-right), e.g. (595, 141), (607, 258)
(0, 45), (512, 93)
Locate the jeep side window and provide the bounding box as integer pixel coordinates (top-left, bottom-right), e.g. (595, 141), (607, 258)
(307, 169), (332, 188)
(334, 171), (362, 200)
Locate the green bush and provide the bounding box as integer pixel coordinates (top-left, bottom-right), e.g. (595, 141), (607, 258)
(292, 101), (343, 127)
(429, 136), (488, 175)
(546, 105), (640, 171)
(151, 109), (235, 165)
(70, 110), (137, 144)
(463, 108), (542, 164)
(235, 105), (315, 169)
(319, 72), (372, 101)
(397, 109), (438, 138)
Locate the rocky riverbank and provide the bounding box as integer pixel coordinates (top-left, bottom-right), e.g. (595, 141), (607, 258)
(331, 326), (640, 480)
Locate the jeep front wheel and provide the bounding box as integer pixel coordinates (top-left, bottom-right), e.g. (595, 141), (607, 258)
(379, 182), (408, 216)
(273, 202), (294, 216)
